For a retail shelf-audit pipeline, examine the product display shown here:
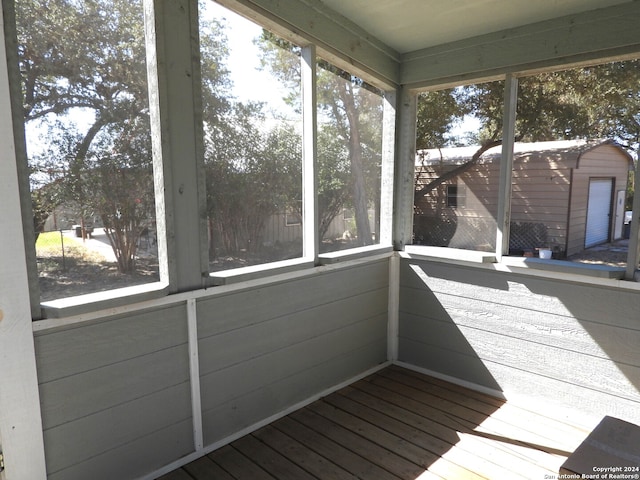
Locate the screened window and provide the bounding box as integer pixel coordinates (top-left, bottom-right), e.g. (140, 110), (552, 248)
(199, 1), (304, 273)
(17, 0), (159, 302)
(508, 61), (636, 268)
(317, 61), (384, 253)
(413, 81), (504, 251)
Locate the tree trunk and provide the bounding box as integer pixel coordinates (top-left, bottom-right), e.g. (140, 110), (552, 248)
(338, 81), (373, 246)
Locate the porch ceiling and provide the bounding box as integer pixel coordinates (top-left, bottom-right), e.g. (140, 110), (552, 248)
(317, 0), (632, 54)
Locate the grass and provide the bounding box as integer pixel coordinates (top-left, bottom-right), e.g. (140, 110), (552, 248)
(35, 230), (160, 301)
(36, 231), (110, 278)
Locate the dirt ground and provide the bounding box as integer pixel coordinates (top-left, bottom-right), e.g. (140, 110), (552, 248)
(38, 256), (159, 302)
(566, 239), (630, 268)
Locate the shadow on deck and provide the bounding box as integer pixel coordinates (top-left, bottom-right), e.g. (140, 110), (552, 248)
(157, 365), (590, 480)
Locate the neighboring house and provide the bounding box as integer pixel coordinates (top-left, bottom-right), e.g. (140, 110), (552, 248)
(414, 140), (632, 256)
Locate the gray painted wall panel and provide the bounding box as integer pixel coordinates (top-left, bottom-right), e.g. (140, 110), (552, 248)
(44, 382), (192, 476)
(198, 288), (387, 376)
(39, 344), (190, 430)
(35, 304), (188, 383)
(197, 261), (390, 446)
(202, 336), (387, 444)
(47, 419), (194, 480)
(34, 258), (390, 479)
(196, 261), (388, 338)
(400, 260), (640, 329)
(35, 304), (191, 479)
(200, 314), (387, 413)
(399, 257), (640, 423)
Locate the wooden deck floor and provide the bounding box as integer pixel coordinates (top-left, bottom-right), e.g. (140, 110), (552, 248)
(158, 366), (592, 480)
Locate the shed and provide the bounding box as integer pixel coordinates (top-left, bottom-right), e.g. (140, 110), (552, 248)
(414, 140), (632, 256)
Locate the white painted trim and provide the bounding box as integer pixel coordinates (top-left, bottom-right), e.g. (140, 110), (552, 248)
(387, 254), (400, 361)
(379, 90), (396, 246)
(495, 74), (517, 261)
(402, 248), (640, 291)
(403, 246), (496, 263)
(393, 361), (507, 401)
(186, 298), (203, 452)
(0, 5), (47, 478)
(301, 45), (319, 263)
(40, 282), (169, 318)
(139, 361), (391, 480)
(318, 245), (393, 264)
(209, 258), (315, 285)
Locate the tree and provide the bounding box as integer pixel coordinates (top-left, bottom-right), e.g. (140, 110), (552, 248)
(16, 0), (153, 273)
(415, 61), (640, 203)
(258, 32), (383, 246)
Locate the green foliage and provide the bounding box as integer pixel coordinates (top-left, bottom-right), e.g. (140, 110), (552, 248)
(17, 0), (152, 273)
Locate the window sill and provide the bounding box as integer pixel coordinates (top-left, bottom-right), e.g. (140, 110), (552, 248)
(402, 245), (633, 283)
(318, 244), (394, 265)
(403, 245), (496, 264)
(500, 256), (626, 279)
(40, 282), (169, 319)
(209, 257), (315, 286)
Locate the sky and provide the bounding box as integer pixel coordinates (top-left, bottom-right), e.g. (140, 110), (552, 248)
(202, 1), (295, 118)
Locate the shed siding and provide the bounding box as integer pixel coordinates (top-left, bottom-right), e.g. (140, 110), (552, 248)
(197, 259), (389, 445)
(398, 258), (640, 424)
(34, 259), (389, 479)
(416, 144), (629, 256)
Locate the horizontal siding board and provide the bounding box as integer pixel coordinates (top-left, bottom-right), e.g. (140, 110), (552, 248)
(400, 260), (640, 329)
(398, 336), (502, 392)
(44, 382), (193, 476)
(39, 344), (190, 429)
(198, 288), (388, 376)
(401, 292), (640, 367)
(400, 313), (640, 403)
(48, 418), (194, 480)
(196, 260), (388, 338)
(472, 360), (640, 425)
(200, 313), (388, 413)
(202, 336), (387, 445)
(35, 304), (188, 383)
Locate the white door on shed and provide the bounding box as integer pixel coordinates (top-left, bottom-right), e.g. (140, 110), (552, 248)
(585, 178), (613, 248)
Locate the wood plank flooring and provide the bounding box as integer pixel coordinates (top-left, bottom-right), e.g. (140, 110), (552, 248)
(158, 366), (592, 480)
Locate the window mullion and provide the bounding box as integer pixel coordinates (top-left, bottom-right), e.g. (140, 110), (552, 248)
(496, 74), (518, 261)
(301, 45), (319, 263)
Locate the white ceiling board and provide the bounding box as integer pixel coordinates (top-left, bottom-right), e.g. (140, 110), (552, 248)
(317, 0), (633, 53)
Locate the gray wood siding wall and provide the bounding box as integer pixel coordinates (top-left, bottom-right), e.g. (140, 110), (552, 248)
(34, 258), (389, 480)
(399, 257), (640, 424)
(196, 259), (389, 446)
(34, 305), (193, 480)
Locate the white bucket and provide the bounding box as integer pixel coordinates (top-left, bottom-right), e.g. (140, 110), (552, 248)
(538, 249), (552, 259)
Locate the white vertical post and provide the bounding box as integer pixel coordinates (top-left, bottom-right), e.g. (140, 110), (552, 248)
(379, 90), (397, 246)
(186, 299), (203, 451)
(393, 86), (418, 250)
(387, 253), (400, 361)
(301, 45), (319, 262)
(0, 5), (47, 479)
(496, 74), (518, 261)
